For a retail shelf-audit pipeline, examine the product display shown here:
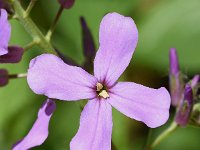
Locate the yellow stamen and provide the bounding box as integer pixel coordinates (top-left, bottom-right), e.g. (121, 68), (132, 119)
(98, 90), (110, 99)
(96, 83), (103, 92)
(96, 83), (109, 99)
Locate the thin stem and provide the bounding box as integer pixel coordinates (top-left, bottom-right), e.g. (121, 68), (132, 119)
(24, 0), (38, 17)
(9, 73), (27, 79)
(151, 122), (178, 148)
(11, 0), (56, 54)
(142, 128), (152, 150)
(24, 40), (38, 52)
(46, 5), (64, 41)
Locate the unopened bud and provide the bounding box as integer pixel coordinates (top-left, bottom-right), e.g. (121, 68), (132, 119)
(0, 46), (24, 63)
(0, 69), (8, 86)
(80, 17), (96, 72)
(169, 48), (184, 106)
(175, 84), (193, 127)
(57, 0), (75, 9)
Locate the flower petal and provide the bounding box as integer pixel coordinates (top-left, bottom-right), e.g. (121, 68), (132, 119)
(108, 82), (171, 128)
(0, 46), (24, 63)
(0, 9), (11, 55)
(27, 54), (97, 101)
(12, 99), (56, 150)
(94, 13), (138, 86)
(70, 99), (112, 150)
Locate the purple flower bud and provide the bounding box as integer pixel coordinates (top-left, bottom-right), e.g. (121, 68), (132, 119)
(169, 48), (179, 76)
(190, 75), (200, 89)
(0, 69), (8, 86)
(57, 0), (75, 9)
(0, 0), (13, 14)
(80, 17), (96, 72)
(175, 84), (193, 127)
(0, 46), (24, 63)
(169, 48), (184, 106)
(54, 48), (78, 66)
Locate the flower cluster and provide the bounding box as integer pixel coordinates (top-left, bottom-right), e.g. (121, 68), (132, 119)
(169, 48), (200, 127)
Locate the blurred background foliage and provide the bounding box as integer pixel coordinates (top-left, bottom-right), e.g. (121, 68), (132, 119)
(0, 0), (200, 149)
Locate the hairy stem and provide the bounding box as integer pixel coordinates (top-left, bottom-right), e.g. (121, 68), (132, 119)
(12, 0), (56, 54)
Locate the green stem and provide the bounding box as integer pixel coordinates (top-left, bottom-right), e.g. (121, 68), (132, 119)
(46, 5), (64, 41)
(151, 122), (178, 148)
(12, 0), (56, 54)
(24, 40), (38, 51)
(142, 128), (152, 150)
(24, 0), (38, 17)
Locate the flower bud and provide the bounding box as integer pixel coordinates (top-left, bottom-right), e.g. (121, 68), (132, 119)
(190, 75), (200, 102)
(175, 84), (193, 127)
(0, 0), (13, 15)
(0, 69), (8, 86)
(54, 48), (78, 66)
(169, 48), (184, 106)
(0, 46), (24, 63)
(190, 75), (200, 88)
(57, 0), (75, 9)
(80, 17), (96, 72)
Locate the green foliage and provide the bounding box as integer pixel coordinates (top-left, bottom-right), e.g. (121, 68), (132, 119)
(0, 0), (200, 149)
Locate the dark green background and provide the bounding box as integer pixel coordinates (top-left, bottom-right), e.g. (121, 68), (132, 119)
(0, 0), (200, 149)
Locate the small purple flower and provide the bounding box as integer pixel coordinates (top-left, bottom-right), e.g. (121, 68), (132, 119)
(175, 84), (193, 127)
(27, 13), (171, 149)
(0, 69), (8, 86)
(58, 0), (75, 9)
(169, 48), (184, 106)
(0, 9), (11, 55)
(13, 99), (56, 150)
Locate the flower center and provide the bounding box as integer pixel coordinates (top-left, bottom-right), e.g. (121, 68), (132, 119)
(96, 83), (109, 99)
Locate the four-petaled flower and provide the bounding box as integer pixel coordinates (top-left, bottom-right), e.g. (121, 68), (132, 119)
(27, 13), (171, 149)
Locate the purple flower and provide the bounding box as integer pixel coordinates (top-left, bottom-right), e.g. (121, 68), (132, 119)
(0, 9), (11, 55)
(13, 99), (56, 150)
(169, 48), (184, 106)
(27, 13), (171, 149)
(175, 84), (193, 127)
